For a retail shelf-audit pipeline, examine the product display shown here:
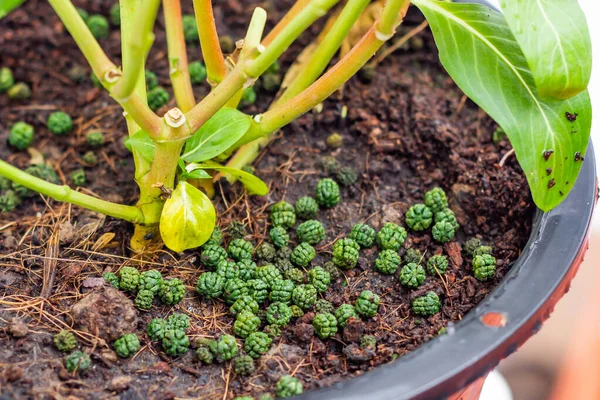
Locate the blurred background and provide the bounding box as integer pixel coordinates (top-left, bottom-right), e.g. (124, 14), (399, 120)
(482, 1), (600, 399)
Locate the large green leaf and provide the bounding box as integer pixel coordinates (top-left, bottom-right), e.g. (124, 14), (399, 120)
(181, 108), (252, 162)
(186, 163), (269, 196)
(124, 130), (155, 162)
(0, 0), (25, 19)
(412, 0), (591, 211)
(499, 0), (591, 100)
(160, 181), (216, 252)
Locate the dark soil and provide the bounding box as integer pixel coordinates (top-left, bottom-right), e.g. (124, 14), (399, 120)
(0, 0), (533, 399)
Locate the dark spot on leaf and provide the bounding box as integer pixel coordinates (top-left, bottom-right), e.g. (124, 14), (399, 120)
(559, 191), (564, 196)
(565, 112), (578, 122)
(574, 152), (584, 162)
(543, 150), (554, 161)
(571, 129), (578, 134)
(548, 179), (555, 189)
(545, 167), (552, 175)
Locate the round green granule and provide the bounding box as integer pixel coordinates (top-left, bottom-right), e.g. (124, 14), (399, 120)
(355, 290), (380, 318)
(463, 238), (483, 256)
(196, 272), (225, 299)
(276, 375), (303, 397)
(276, 257), (294, 274)
(307, 266), (331, 293)
(228, 238), (254, 261)
(412, 291), (441, 316)
(427, 255), (449, 275)
(332, 238), (360, 270)
(233, 397), (254, 400)
(434, 208), (459, 231)
(336, 166), (358, 186)
(290, 305), (304, 318)
(348, 223), (376, 248)
(319, 155), (340, 174)
(195, 345), (214, 364)
(166, 313), (190, 331)
(216, 259), (240, 280)
(334, 304), (358, 328)
(284, 268), (304, 284)
(189, 61), (207, 84)
(424, 187), (448, 214)
(240, 86), (257, 106)
(65, 350), (91, 373)
(114, 333), (140, 358)
(270, 226), (290, 249)
(269, 279), (295, 304)
(233, 354), (255, 376)
(139, 269), (163, 294)
(255, 264), (282, 288)
(472, 254), (497, 281)
(54, 330), (77, 352)
(255, 242), (276, 263)
(374, 250), (401, 275)
(296, 220), (326, 245)
(322, 261), (341, 280)
(230, 295), (259, 316)
(399, 263), (426, 288)
(360, 334), (377, 349)
(313, 312), (338, 339)
(47, 111), (73, 135)
(86, 14), (109, 39)
(8, 121), (34, 150)
(432, 221), (456, 243)
(200, 243), (227, 269)
(376, 222), (407, 251)
(182, 14), (198, 43)
(210, 334), (238, 361)
(315, 178), (340, 208)
(223, 278), (249, 305)
(118, 266), (140, 292)
(404, 248), (423, 265)
(292, 284), (317, 310)
(473, 245), (493, 257)
(159, 278), (186, 305)
(0, 67), (14, 92)
(205, 226), (223, 246)
(109, 3), (120, 25)
(314, 299), (334, 314)
(275, 245), (292, 262)
(162, 329), (190, 356)
(82, 151), (97, 164)
(13, 164), (58, 198)
(0, 190), (19, 213)
(147, 318), (168, 341)
(405, 204), (433, 231)
(264, 324), (282, 339)
(245, 279), (269, 304)
(244, 332), (272, 359)
(270, 201), (296, 229)
(227, 221), (248, 239)
(233, 311), (261, 339)
(290, 243), (316, 267)
(102, 272), (119, 288)
(7, 82), (31, 100)
(145, 69), (158, 90)
(261, 73), (281, 92)
(295, 196), (319, 219)
(86, 131), (104, 148)
(134, 289), (154, 311)
(147, 86), (170, 111)
(266, 302), (292, 326)
(71, 169), (86, 186)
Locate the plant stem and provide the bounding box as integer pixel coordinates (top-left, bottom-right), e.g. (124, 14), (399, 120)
(0, 160), (145, 223)
(262, 0), (312, 46)
(163, 0), (196, 112)
(225, 0), (410, 173)
(112, 0), (160, 100)
(192, 0), (227, 86)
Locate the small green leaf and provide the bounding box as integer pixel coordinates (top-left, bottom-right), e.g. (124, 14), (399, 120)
(125, 130), (156, 162)
(499, 0), (592, 100)
(412, 0), (591, 211)
(186, 163), (268, 196)
(181, 109), (252, 162)
(185, 169), (212, 180)
(0, 0), (25, 19)
(160, 181), (216, 252)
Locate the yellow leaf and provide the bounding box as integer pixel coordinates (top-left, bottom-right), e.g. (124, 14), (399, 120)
(160, 181), (216, 252)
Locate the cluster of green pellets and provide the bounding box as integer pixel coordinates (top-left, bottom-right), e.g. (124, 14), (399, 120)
(102, 267), (185, 310)
(464, 238), (497, 281)
(146, 313), (191, 356)
(1, 66), (31, 101)
(53, 330), (92, 374)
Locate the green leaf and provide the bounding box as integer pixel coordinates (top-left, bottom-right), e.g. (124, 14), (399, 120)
(184, 169), (212, 180)
(159, 181), (216, 252)
(499, 0), (592, 100)
(412, 0), (591, 211)
(0, 0), (25, 19)
(181, 108), (252, 162)
(186, 163), (269, 196)
(125, 130), (156, 162)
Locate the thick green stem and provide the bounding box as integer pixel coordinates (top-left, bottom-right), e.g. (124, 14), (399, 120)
(163, 0), (196, 112)
(112, 0), (160, 100)
(192, 0), (227, 85)
(0, 160), (145, 223)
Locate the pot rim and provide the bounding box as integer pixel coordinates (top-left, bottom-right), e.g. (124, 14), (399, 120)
(297, 7), (597, 393)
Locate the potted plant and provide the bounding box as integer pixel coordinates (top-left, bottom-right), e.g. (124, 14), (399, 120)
(0, 0), (593, 398)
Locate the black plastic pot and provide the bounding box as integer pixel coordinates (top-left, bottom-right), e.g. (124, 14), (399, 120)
(298, 2), (597, 394)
